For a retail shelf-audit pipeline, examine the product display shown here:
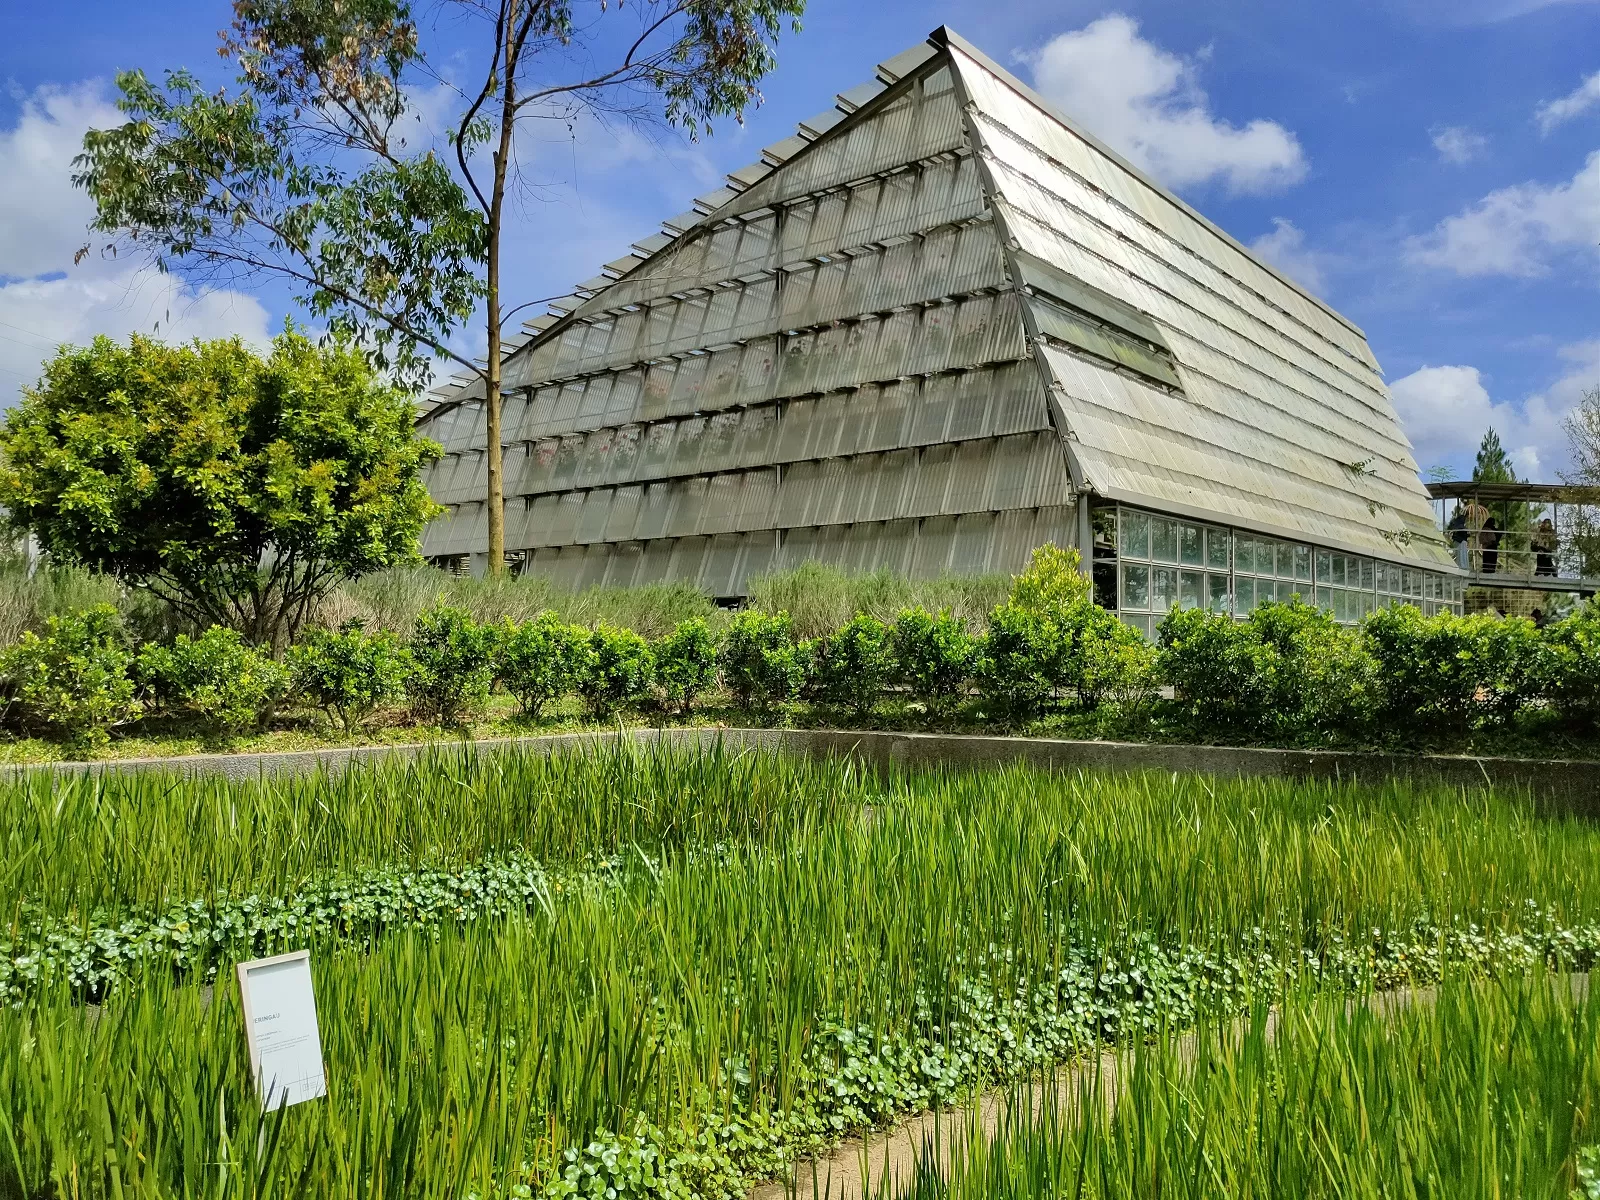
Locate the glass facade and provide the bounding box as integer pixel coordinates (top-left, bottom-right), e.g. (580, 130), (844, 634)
(1095, 504), (1464, 638)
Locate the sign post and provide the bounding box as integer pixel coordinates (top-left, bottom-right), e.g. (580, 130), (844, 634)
(236, 950), (327, 1109)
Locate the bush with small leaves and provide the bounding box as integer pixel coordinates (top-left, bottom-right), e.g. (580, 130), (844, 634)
(1158, 606), (1275, 733)
(975, 604), (1055, 719)
(287, 622), (411, 731)
(578, 624), (653, 718)
(1363, 605), (1538, 732)
(496, 612), (588, 719)
(1538, 600), (1600, 731)
(720, 610), (805, 713)
(652, 617), (717, 716)
(407, 603), (495, 724)
(1071, 603), (1159, 712)
(891, 607), (974, 714)
(810, 613), (893, 717)
(134, 626), (288, 735)
(0, 604), (140, 750)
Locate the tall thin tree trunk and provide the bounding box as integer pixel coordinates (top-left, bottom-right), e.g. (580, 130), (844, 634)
(482, 3), (518, 578)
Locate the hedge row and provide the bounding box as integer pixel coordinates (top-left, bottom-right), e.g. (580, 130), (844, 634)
(4, 546), (1600, 750)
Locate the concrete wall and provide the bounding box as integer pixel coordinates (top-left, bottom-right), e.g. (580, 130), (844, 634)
(5, 728), (1597, 815)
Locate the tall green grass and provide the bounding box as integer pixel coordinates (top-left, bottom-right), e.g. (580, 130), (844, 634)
(5, 752), (1600, 1195)
(0, 742), (864, 920)
(890, 970), (1599, 1198)
(744, 563), (1010, 639)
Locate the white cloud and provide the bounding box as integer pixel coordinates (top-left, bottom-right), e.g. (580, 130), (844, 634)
(0, 82), (276, 406)
(0, 266), (273, 403)
(1025, 15), (1307, 196)
(1389, 342), (1600, 479)
(1248, 218), (1330, 295)
(0, 83), (124, 280)
(1536, 70), (1600, 135)
(1430, 125), (1488, 164)
(1404, 150), (1600, 276)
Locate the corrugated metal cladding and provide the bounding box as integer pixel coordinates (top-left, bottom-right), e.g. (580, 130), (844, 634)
(420, 27), (1456, 595)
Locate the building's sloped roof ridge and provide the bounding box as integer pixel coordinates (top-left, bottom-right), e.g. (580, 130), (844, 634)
(422, 35), (948, 422)
(929, 26), (1365, 345)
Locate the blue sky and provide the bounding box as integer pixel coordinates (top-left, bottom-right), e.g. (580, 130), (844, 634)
(0, 0), (1596, 481)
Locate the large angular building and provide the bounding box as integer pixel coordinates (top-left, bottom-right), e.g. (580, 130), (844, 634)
(417, 27), (1464, 634)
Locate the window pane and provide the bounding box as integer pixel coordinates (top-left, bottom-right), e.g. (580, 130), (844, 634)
(1316, 549), (1332, 583)
(1180, 569), (1203, 609)
(1207, 572), (1231, 613)
(1207, 528), (1230, 570)
(1151, 566), (1177, 613)
(1316, 586), (1332, 610)
(1235, 576), (1255, 612)
(1179, 524), (1203, 566)
(1119, 508), (1149, 559)
(1293, 545), (1312, 581)
(1235, 538), (1256, 574)
(1359, 558), (1374, 590)
(1151, 519), (1178, 563)
(1122, 613), (1151, 640)
(1121, 563), (1149, 610)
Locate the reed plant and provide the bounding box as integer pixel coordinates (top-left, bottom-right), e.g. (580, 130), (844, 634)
(4, 751), (1600, 1196)
(888, 968), (1600, 1199)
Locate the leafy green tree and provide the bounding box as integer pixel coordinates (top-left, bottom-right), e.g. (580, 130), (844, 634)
(74, 0), (805, 574)
(0, 330), (440, 648)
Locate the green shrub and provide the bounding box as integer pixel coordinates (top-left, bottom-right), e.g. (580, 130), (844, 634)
(496, 612), (587, 719)
(1158, 606), (1275, 733)
(1249, 600), (1377, 739)
(1538, 600), (1600, 730)
(652, 618), (717, 716)
(0, 604), (140, 750)
(578, 624), (653, 718)
(287, 622), (411, 731)
(407, 604), (495, 724)
(891, 607), (975, 714)
(720, 610), (805, 712)
(1009, 543), (1092, 616)
(811, 613), (893, 716)
(1071, 604), (1159, 712)
(976, 604), (1054, 719)
(134, 626), (288, 734)
(1363, 606), (1538, 732)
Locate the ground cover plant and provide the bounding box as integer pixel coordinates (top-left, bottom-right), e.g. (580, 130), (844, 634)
(3, 746), (1600, 1196)
(884, 970), (1600, 1199)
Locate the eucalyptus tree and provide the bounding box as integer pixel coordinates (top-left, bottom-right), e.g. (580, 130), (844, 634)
(75, 0), (805, 573)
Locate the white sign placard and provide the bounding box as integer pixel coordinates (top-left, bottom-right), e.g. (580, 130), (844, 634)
(237, 950), (327, 1109)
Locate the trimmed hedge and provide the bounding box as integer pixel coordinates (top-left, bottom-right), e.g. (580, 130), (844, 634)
(5, 545), (1600, 751)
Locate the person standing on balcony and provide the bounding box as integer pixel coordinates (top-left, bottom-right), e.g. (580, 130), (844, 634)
(1533, 518), (1558, 576)
(1480, 514), (1501, 574)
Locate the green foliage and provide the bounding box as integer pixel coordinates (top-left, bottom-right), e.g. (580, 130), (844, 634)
(891, 608), (975, 715)
(1363, 605), (1538, 731)
(1539, 601), (1600, 730)
(578, 625), (654, 718)
(720, 610), (805, 712)
(810, 613), (893, 716)
(1473, 427), (1519, 483)
(1158, 606), (1273, 731)
(0, 604), (140, 750)
(1007, 543), (1092, 617)
(652, 618), (717, 716)
(0, 330), (441, 647)
(1072, 605), (1160, 713)
(976, 605), (1055, 719)
(287, 622), (411, 731)
(495, 612), (588, 719)
(134, 626), (288, 735)
(407, 603), (495, 724)
(745, 562), (1010, 640)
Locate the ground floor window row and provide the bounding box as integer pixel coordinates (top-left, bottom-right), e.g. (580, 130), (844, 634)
(1091, 504), (1464, 637)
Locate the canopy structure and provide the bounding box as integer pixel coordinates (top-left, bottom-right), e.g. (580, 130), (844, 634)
(1427, 481), (1600, 595)
(417, 26), (1463, 627)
